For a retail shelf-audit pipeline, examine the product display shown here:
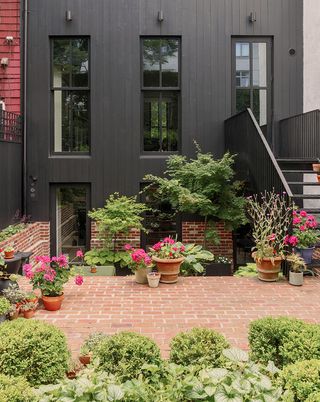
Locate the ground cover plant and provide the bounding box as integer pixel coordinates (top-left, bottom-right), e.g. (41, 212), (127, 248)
(0, 374), (35, 402)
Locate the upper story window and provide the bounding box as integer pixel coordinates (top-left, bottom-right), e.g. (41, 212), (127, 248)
(142, 38), (180, 153)
(51, 38), (90, 153)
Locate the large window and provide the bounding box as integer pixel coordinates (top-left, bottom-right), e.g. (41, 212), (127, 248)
(233, 38), (272, 130)
(52, 38), (90, 153)
(142, 38), (180, 152)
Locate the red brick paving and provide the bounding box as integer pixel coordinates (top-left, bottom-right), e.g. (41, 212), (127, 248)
(19, 276), (320, 357)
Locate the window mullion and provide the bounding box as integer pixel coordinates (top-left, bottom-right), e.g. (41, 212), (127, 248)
(159, 92), (163, 151)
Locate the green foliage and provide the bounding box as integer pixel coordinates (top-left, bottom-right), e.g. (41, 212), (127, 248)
(0, 319), (70, 386)
(0, 374), (35, 402)
(180, 243), (214, 276)
(170, 327), (230, 368)
(0, 298), (10, 315)
(249, 317), (320, 368)
(143, 147), (247, 245)
(84, 249), (131, 268)
(0, 223), (26, 243)
(35, 349), (282, 402)
(2, 284), (27, 304)
(80, 332), (108, 356)
(93, 332), (162, 381)
(279, 360), (320, 402)
(306, 391), (320, 402)
(88, 193), (149, 251)
(234, 263), (258, 277)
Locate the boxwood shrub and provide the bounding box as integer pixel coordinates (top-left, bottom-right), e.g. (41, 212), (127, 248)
(169, 327), (230, 368)
(0, 374), (34, 402)
(0, 318), (70, 386)
(93, 332), (162, 380)
(249, 316), (320, 367)
(278, 359), (320, 401)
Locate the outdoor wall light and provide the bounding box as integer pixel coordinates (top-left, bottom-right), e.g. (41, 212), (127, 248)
(158, 10), (164, 22)
(0, 58), (9, 68)
(249, 11), (257, 23)
(66, 10), (72, 22)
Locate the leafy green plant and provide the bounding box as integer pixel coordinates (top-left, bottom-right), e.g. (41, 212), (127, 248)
(180, 243), (214, 276)
(249, 317), (320, 368)
(286, 253), (306, 272)
(84, 248), (131, 268)
(0, 223), (26, 243)
(0, 374), (35, 402)
(2, 284), (27, 304)
(306, 391), (320, 402)
(234, 263), (258, 277)
(279, 359), (320, 402)
(80, 332), (108, 356)
(93, 331), (162, 380)
(143, 146), (247, 247)
(0, 318), (70, 385)
(169, 327), (230, 368)
(0, 298), (10, 316)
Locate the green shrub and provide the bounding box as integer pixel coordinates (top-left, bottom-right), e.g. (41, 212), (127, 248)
(169, 327), (230, 368)
(0, 298), (10, 316)
(0, 318), (70, 386)
(279, 360), (320, 402)
(0, 223), (26, 243)
(0, 374), (35, 402)
(249, 316), (308, 367)
(93, 331), (162, 380)
(306, 391), (320, 402)
(80, 332), (108, 356)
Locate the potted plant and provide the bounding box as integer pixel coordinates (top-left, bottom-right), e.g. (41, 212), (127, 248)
(3, 245), (14, 260)
(84, 249), (129, 276)
(124, 245), (153, 284)
(147, 271), (161, 288)
(88, 193), (150, 276)
(8, 304), (20, 320)
(205, 256), (233, 276)
(0, 297), (11, 323)
(290, 210), (320, 264)
(178, 243), (214, 276)
(66, 358), (82, 379)
(23, 250), (84, 311)
(150, 237), (185, 283)
(312, 159), (320, 172)
(246, 191), (292, 282)
(20, 301), (38, 319)
(79, 332), (108, 365)
(286, 253), (306, 286)
(0, 251), (20, 294)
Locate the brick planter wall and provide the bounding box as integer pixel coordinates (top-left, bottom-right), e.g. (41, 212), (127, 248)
(90, 222), (140, 251)
(0, 222), (50, 262)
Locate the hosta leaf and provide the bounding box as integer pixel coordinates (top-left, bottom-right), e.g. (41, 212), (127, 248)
(194, 263), (204, 272)
(204, 385), (216, 396)
(223, 348), (249, 362)
(266, 361), (280, 375)
(107, 384), (125, 400)
(201, 368), (228, 381)
(214, 390), (243, 402)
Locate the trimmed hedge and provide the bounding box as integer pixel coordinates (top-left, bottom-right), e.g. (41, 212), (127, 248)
(0, 374), (34, 402)
(279, 359), (320, 402)
(249, 317), (320, 367)
(93, 332), (162, 380)
(169, 327), (230, 368)
(0, 319), (70, 386)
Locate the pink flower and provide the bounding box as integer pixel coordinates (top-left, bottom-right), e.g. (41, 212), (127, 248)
(76, 250), (84, 258)
(74, 275), (84, 286)
(180, 245), (185, 252)
(163, 237), (175, 244)
(23, 263), (34, 279)
(144, 255), (152, 265)
(124, 244), (132, 251)
(268, 233), (276, 241)
(293, 217), (301, 225)
(57, 255), (68, 267)
(35, 255), (51, 264)
(289, 236), (298, 247)
(172, 247), (178, 251)
(293, 210), (297, 216)
(299, 225), (306, 231)
(43, 269), (56, 282)
(152, 242), (163, 251)
(300, 210), (307, 217)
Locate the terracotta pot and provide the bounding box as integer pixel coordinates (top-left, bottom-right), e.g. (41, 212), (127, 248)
(289, 271), (304, 286)
(317, 175), (320, 183)
(152, 256), (185, 284)
(147, 272), (161, 288)
(313, 163), (320, 172)
(253, 254), (282, 282)
(66, 371), (77, 379)
(4, 250), (14, 259)
(134, 267), (152, 284)
(79, 355), (91, 365)
(9, 310), (19, 320)
(42, 294), (64, 311)
(90, 266), (97, 273)
(23, 310), (35, 319)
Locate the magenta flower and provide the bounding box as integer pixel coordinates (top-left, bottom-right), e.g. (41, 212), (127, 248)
(299, 225), (306, 232)
(152, 242), (163, 251)
(293, 217), (301, 225)
(74, 275), (84, 286)
(76, 250), (84, 258)
(289, 235), (298, 247)
(57, 255), (68, 267)
(23, 263), (34, 279)
(180, 245), (185, 252)
(300, 210), (307, 217)
(268, 233), (276, 241)
(163, 237), (175, 244)
(124, 244), (132, 251)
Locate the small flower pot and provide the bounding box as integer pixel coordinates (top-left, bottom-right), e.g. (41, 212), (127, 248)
(9, 310), (19, 320)
(313, 163), (320, 173)
(152, 256), (185, 284)
(252, 253), (282, 282)
(295, 247), (314, 264)
(289, 271), (304, 286)
(90, 266), (97, 274)
(4, 250), (14, 259)
(134, 267), (152, 284)
(317, 175), (320, 183)
(23, 310), (35, 319)
(147, 272), (161, 288)
(42, 294), (64, 311)
(79, 355), (91, 366)
(66, 371), (77, 379)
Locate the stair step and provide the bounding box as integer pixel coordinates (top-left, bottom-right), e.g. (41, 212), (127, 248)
(277, 158), (317, 163)
(292, 194), (320, 199)
(288, 182), (320, 185)
(282, 170), (316, 174)
(302, 209), (320, 214)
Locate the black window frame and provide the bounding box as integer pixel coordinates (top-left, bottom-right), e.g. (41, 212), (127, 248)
(231, 36), (273, 140)
(50, 36), (91, 156)
(141, 36), (181, 155)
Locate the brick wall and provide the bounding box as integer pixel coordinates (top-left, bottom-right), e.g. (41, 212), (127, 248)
(0, 0), (21, 113)
(90, 222), (140, 251)
(182, 221), (233, 258)
(0, 222), (50, 263)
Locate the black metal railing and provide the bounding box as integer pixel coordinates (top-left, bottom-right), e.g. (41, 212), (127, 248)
(225, 108), (292, 197)
(0, 109), (22, 143)
(278, 109), (320, 159)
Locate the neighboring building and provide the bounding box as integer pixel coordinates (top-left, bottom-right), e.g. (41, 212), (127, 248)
(0, 0), (320, 260)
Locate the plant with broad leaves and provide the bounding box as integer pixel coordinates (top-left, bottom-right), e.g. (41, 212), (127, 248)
(180, 243), (214, 276)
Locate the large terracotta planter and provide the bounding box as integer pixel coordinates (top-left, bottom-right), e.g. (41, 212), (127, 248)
(152, 256), (184, 284)
(134, 267), (152, 284)
(42, 294), (64, 311)
(253, 254), (282, 282)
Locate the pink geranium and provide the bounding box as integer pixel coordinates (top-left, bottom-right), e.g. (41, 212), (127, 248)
(150, 238), (186, 260)
(300, 210), (307, 217)
(76, 249), (84, 258)
(124, 244), (132, 251)
(293, 217), (301, 225)
(125, 246), (153, 272)
(74, 275), (84, 286)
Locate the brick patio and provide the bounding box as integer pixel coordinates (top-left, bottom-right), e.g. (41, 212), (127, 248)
(20, 276), (320, 357)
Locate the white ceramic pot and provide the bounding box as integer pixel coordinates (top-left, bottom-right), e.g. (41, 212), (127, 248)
(147, 272), (161, 288)
(289, 271), (304, 286)
(134, 267), (152, 284)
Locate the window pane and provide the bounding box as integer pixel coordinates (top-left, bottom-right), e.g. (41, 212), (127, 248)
(56, 187), (87, 258)
(53, 38), (89, 87)
(161, 93), (178, 151)
(236, 71), (250, 87)
(161, 39), (179, 87)
(54, 90), (89, 152)
(144, 92), (160, 151)
(253, 89), (267, 126)
(236, 42), (250, 87)
(143, 39), (160, 87)
(236, 89), (251, 113)
(252, 43), (267, 87)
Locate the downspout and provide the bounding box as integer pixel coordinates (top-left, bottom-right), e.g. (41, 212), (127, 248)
(22, 0), (28, 215)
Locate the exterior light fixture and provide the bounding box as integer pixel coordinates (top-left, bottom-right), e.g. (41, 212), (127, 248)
(66, 10), (72, 22)
(158, 10), (164, 22)
(249, 12), (256, 23)
(0, 58), (9, 68)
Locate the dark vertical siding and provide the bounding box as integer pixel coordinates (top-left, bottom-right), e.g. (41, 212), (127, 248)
(26, 0), (303, 221)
